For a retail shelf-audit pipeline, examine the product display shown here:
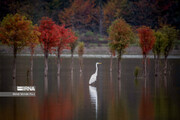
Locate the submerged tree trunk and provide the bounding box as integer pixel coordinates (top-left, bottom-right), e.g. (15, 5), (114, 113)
(30, 50), (34, 85)
(164, 56), (167, 75)
(110, 53), (113, 72)
(79, 55), (83, 73)
(57, 50), (61, 91)
(154, 54), (157, 76)
(144, 55), (147, 78)
(144, 55), (147, 88)
(118, 54), (121, 81)
(71, 51), (74, 73)
(13, 47), (17, 91)
(44, 51), (48, 96)
(157, 55), (160, 76)
(71, 51), (74, 83)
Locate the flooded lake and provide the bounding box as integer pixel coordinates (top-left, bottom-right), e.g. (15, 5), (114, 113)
(0, 56), (180, 120)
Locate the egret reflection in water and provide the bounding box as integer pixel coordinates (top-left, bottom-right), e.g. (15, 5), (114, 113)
(89, 85), (98, 119)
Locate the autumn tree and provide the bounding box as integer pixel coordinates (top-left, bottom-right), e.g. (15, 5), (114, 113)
(159, 25), (179, 74)
(59, 0), (98, 31)
(109, 42), (116, 72)
(103, 0), (124, 30)
(137, 26), (155, 78)
(108, 18), (134, 80)
(70, 33), (78, 73)
(56, 25), (77, 84)
(38, 17), (60, 95)
(122, 0), (158, 28)
(78, 42), (85, 73)
(0, 13), (33, 90)
(27, 25), (41, 85)
(153, 30), (166, 76)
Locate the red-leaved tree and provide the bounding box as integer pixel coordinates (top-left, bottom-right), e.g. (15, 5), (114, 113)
(137, 26), (155, 79)
(56, 25), (77, 88)
(38, 17), (60, 95)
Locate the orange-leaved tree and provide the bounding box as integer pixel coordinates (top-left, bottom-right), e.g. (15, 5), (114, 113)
(103, 0), (122, 30)
(108, 18), (134, 80)
(0, 13), (34, 90)
(38, 17), (60, 95)
(137, 26), (155, 78)
(27, 25), (41, 85)
(59, 0), (98, 30)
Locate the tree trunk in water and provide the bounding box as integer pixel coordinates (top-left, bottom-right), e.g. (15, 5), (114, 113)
(154, 54), (157, 76)
(164, 56), (168, 88)
(157, 55), (160, 76)
(71, 51), (74, 73)
(118, 56), (121, 81)
(164, 56), (167, 75)
(44, 51), (48, 96)
(57, 50), (60, 92)
(144, 55), (147, 77)
(164, 74), (167, 88)
(110, 53), (113, 72)
(13, 47), (17, 91)
(144, 55), (147, 89)
(71, 52), (74, 83)
(118, 79), (121, 97)
(80, 55), (83, 73)
(30, 51), (34, 86)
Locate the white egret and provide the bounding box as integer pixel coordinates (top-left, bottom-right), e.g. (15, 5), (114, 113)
(89, 62), (102, 85)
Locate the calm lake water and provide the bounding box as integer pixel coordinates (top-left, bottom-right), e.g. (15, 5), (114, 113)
(0, 56), (180, 120)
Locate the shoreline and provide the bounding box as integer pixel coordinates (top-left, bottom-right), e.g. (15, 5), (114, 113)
(1, 53), (180, 59)
(1, 45), (180, 58)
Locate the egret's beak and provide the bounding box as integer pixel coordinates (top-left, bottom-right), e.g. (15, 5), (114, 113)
(98, 62), (102, 64)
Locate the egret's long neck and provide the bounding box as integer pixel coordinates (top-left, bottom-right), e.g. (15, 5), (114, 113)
(95, 64), (98, 74)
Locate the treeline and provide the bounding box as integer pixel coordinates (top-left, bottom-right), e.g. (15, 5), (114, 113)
(108, 18), (179, 88)
(0, 14), (79, 92)
(0, 0), (180, 34)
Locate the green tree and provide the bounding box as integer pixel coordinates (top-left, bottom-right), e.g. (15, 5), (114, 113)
(78, 42), (85, 73)
(160, 25), (179, 74)
(70, 33), (78, 74)
(0, 13), (33, 90)
(153, 30), (166, 76)
(108, 18), (134, 80)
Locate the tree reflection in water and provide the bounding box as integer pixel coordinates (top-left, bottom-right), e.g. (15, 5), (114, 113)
(40, 92), (74, 120)
(139, 88), (154, 120)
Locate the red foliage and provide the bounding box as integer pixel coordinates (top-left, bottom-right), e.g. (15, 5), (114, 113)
(38, 17), (60, 53)
(38, 17), (77, 54)
(57, 25), (77, 53)
(59, 0), (97, 29)
(137, 26), (155, 55)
